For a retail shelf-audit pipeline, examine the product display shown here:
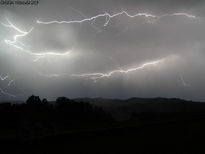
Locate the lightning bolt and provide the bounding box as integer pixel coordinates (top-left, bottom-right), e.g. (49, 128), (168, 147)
(0, 74), (16, 97)
(39, 58), (164, 81)
(31, 50), (72, 62)
(8, 80), (15, 87)
(69, 7), (102, 33)
(38, 72), (69, 78)
(0, 11), (199, 97)
(37, 11), (157, 25)
(0, 88), (16, 97)
(1, 11), (198, 61)
(37, 11), (199, 26)
(1, 17), (33, 48)
(0, 18), (73, 99)
(0, 74), (15, 88)
(180, 74), (191, 88)
(0, 75), (9, 81)
(168, 13), (197, 19)
(1, 18), (72, 62)
(72, 59), (164, 80)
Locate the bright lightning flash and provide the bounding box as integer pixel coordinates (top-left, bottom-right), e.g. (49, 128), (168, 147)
(72, 59), (164, 80)
(0, 10), (199, 97)
(1, 18), (72, 62)
(36, 11), (198, 83)
(1, 18), (33, 48)
(37, 11), (198, 26)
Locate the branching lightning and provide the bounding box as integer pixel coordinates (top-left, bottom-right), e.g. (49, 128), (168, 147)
(0, 75), (15, 87)
(73, 59), (164, 80)
(0, 88), (15, 97)
(0, 10), (200, 100)
(70, 7), (102, 33)
(38, 59), (164, 81)
(0, 75), (9, 81)
(37, 11), (199, 26)
(1, 11), (199, 62)
(36, 11), (158, 25)
(1, 18), (72, 62)
(1, 17), (33, 49)
(0, 17), (72, 98)
(0, 75), (16, 97)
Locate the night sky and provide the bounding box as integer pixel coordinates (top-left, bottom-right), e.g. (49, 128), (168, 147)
(0, 0), (205, 101)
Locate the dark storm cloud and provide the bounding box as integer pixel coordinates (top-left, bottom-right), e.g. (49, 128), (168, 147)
(1, 0), (205, 101)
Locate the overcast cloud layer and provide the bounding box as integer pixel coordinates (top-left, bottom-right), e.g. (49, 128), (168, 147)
(0, 0), (205, 101)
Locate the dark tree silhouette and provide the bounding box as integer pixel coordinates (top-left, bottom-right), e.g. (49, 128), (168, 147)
(26, 95), (42, 105)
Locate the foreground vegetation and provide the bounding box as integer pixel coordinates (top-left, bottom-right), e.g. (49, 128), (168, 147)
(1, 96), (205, 153)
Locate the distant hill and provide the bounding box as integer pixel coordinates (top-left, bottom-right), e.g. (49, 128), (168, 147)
(75, 97), (205, 120)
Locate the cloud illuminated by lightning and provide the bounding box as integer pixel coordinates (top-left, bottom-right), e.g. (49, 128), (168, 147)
(5, 39), (71, 57)
(38, 58), (164, 81)
(38, 72), (69, 78)
(39, 58), (163, 81)
(37, 58), (164, 81)
(1, 17), (33, 48)
(1, 18), (72, 62)
(37, 10), (199, 26)
(1, 11), (199, 62)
